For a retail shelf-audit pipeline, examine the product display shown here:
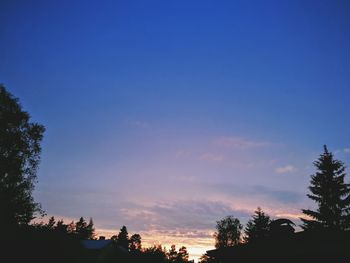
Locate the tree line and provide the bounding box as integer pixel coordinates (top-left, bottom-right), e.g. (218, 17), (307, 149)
(2, 85), (350, 263)
(210, 145), (350, 250)
(199, 145), (350, 262)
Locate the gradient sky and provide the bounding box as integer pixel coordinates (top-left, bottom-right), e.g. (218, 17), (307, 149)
(1, 0), (350, 261)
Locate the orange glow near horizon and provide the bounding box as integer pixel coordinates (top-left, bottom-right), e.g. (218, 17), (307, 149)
(96, 228), (215, 262)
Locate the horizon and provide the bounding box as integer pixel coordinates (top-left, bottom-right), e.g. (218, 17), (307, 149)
(1, 0), (350, 261)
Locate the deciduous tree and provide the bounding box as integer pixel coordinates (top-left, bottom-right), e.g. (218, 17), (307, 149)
(214, 216), (242, 248)
(0, 85), (45, 227)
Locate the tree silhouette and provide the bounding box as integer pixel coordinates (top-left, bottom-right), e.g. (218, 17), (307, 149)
(198, 254), (215, 263)
(86, 217), (95, 239)
(75, 217), (95, 239)
(116, 225), (129, 249)
(46, 216), (56, 230)
(177, 246), (189, 262)
(129, 233), (142, 250)
(167, 245), (190, 262)
(67, 221), (75, 234)
(0, 85), (45, 228)
(301, 145), (350, 230)
(55, 219), (68, 234)
(214, 216), (242, 248)
(244, 207), (270, 243)
(168, 244), (178, 262)
(143, 245), (167, 263)
(75, 217), (87, 238)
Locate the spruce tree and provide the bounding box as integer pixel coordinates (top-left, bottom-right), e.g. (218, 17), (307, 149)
(75, 217), (87, 239)
(116, 225), (129, 250)
(301, 145), (350, 230)
(86, 218), (96, 239)
(244, 207), (270, 243)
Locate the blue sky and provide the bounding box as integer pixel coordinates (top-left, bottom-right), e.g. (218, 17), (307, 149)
(1, 0), (350, 260)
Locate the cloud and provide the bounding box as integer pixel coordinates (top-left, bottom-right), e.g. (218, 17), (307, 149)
(274, 165), (296, 174)
(344, 148), (350, 153)
(251, 185), (303, 204)
(202, 183), (304, 205)
(118, 200), (251, 232)
(214, 136), (269, 149)
(200, 153), (225, 162)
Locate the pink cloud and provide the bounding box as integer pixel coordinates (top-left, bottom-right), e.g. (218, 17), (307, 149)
(274, 165), (297, 174)
(214, 136), (270, 149)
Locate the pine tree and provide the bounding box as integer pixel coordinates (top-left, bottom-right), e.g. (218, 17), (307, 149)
(75, 217), (95, 239)
(116, 225), (129, 250)
(244, 207), (270, 243)
(55, 219), (68, 234)
(301, 145), (350, 230)
(75, 217), (87, 237)
(86, 218), (96, 239)
(46, 216), (56, 230)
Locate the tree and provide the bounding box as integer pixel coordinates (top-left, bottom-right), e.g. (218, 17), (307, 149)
(143, 245), (167, 263)
(86, 218), (96, 239)
(55, 219), (68, 234)
(129, 233), (142, 250)
(0, 86), (45, 227)
(74, 217), (95, 239)
(67, 221), (75, 234)
(177, 246), (189, 262)
(75, 217), (87, 238)
(46, 216), (56, 230)
(301, 145), (350, 230)
(198, 254), (215, 263)
(168, 245), (178, 262)
(244, 207), (270, 243)
(116, 225), (129, 250)
(214, 216), (242, 248)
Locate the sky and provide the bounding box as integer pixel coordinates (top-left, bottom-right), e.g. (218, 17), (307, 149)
(1, 0), (350, 261)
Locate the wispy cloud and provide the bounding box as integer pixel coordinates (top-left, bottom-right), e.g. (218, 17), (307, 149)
(202, 183), (304, 205)
(118, 200), (251, 233)
(274, 165), (297, 174)
(214, 136), (270, 149)
(200, 153), (225, 162)
(344, 148), (350, 153)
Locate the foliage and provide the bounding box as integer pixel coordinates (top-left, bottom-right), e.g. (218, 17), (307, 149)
(0, 85), (45, 227)
(177, 246), (189, 262)
(244, 207), (270, 243)
(198, 254), (216, 263)
(214, 215), (242, 248)
(74, 217), (95, 239)
(301, 145), (350, 230)
(130, 233), (142, 250)
(168, 244), (178, 262)
(143, 245), (168, 263)
(116, 225), (130, 249)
